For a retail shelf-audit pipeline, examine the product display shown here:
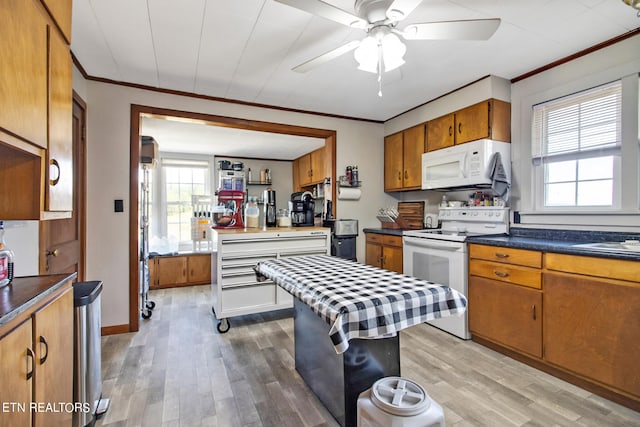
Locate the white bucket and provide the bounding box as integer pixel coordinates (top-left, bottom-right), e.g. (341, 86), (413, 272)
(357, 377), (445, 427)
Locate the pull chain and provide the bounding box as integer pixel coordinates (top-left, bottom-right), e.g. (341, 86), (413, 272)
(377, 43), (383, 97)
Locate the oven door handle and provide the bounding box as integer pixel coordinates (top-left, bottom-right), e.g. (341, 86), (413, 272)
(403, 236), (464, 251)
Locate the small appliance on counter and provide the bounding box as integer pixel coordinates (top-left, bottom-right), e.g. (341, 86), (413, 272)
(213, 190), (244, 229)
(329, 219), (358, 261)
(264, 189), (277, 227)
(289, 191), (315, 227)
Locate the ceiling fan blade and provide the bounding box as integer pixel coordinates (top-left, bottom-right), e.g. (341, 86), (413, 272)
(401, 18), (501, 41)
(275, 0), (367, 28)
(292, 40), (361, 73)
(386, 0), (424, 21)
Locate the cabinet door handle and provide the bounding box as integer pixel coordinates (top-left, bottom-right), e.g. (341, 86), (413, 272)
(448, 125), (452, 136)
(404, 170), (408, 179)
(39, 336), (48, 364)
(532, 305), (536, 320)
(26, 347), (35, 380)
(495, 253), (509, 258)
(458, 122), (462, 134)
(493, 270), (509, 278)
(49, 159), (61, 186)
(397, 171), (401, 180)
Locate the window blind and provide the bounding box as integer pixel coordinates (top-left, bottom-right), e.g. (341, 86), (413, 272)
(532, 80), (622, 164)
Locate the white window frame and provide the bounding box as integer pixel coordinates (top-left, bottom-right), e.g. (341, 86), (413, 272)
(531, 80), (623, 211)
(153, 154), (213, 251)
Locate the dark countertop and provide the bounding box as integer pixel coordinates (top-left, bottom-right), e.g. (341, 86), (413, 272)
(468, 228), (640, 261)
(0, 273), (77, 327)
(362, 228), (406, 237)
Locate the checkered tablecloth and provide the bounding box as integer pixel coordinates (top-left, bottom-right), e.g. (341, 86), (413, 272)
(255, 255), (467, 354)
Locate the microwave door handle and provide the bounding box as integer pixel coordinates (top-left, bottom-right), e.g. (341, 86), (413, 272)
(460, 152), (468, 178)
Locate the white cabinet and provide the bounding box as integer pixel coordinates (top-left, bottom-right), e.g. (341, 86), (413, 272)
(211, 228), (330, 332)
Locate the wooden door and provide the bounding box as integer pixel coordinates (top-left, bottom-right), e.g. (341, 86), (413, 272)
(310, 147), (326, 183)
(544, 272), (640, 396)
(40, 95), (86, 278)
(468, 276), (542, 357)
(0, 319), (33, 427)
(32, 288), (73, 427)
(0, 0), (48, 148)
(365, 241), (382, 268)
(455, 101), (490, 144)
(402, 124), (425, 189)
(188, 254), (211, 284)
(426, 113), (454, 151)
(384, 133), (403, 191)
(382, 245), (403, 274)
(157, 256), (188, 287)
(47, 26), (73, 212)
(297, 154), (311, 186)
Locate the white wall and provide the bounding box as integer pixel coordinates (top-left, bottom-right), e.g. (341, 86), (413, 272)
(3, 221), (39, 276)
(81, 79), (391, 327)
(510, 34), (640, 230)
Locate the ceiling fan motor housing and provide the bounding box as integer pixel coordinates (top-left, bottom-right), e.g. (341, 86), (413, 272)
(355, 0), (396, 23)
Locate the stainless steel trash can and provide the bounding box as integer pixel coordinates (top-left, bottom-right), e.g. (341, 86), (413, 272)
(73, 281), (108, 427)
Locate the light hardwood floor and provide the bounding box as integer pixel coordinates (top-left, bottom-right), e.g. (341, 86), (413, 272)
(96, 285), (640, 427)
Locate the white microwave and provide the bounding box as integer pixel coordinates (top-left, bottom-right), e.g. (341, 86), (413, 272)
(422, 139), (511, 190)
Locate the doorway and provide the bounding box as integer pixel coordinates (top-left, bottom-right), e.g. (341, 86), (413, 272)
(128, 104), (337, 332)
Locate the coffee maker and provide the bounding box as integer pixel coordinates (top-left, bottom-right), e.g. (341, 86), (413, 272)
(263, 189), (276, 227)
(289, 191), (315, 227)
(213, 190), (244, 229)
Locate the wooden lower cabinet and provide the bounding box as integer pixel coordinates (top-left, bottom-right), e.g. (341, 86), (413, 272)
(365, 233), (403, 274)
(149, 253), (211, 289)
(468, 276), (542, 358)
(0, 319), (33, 427)
(544, 271), (640, 398)
(0, 283), (73, 427)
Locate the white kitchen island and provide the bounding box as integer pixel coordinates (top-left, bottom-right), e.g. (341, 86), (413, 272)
(211, 227), (330, 332)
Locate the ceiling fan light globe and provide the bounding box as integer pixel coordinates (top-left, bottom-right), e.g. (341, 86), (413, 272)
(354, 36), (379, 73)
(381, 32), (406, 71)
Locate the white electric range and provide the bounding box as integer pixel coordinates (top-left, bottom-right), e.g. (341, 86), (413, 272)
(403, 207), (509, 339)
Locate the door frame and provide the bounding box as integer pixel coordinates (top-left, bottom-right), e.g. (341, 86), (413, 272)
(128, 104), (337, 332)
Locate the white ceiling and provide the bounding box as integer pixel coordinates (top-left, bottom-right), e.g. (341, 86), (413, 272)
(72, 0), (640, 156)
(140, 116), (325, 159)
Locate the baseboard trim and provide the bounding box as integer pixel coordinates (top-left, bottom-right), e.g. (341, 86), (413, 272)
(101, 324), (130, 336)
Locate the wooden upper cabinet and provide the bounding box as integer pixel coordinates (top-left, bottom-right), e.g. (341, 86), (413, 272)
(384, 132), (404, 191)
(402, 124), (425, 189)
(384, 125), (425, 192)
(0, 0), (48, 148)
(47, 27), (73, 212)
(310, 146), (326, 183)
(40, 0), (72, 44)
(426, 99), (511, 151)
(426, 113), (454, 152)
(455, 99), (511, 145)
(297, 153), (312, 186)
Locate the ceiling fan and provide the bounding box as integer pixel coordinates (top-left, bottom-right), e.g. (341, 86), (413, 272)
(276, 0), (500, 94)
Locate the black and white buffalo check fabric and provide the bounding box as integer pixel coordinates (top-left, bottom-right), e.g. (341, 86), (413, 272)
(255, 255), (467, 354)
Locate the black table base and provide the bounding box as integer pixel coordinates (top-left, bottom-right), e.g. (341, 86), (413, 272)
(294, 299), (401, 427)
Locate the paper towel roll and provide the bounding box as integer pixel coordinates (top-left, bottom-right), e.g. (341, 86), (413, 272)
(338, 187), (361, 200)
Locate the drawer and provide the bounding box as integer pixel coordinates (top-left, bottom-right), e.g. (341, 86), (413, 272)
(221, 283), (276, 311)
(545, 253), (640, 283)
(383, 235), (402, 247)
(366, 233), (383, 244)
(220, 234), (329, 253)
(469, 244), (542, 268)
(469, 259), (542, 289)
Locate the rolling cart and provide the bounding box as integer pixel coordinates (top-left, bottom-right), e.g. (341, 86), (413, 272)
(140, 139), (157, 319)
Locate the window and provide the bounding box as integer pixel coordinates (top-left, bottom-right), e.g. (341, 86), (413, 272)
(532, 81), (622, 208)
(161, 158), (210, 245)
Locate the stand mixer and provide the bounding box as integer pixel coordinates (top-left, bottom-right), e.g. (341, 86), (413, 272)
(213, 190), (244, 229)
